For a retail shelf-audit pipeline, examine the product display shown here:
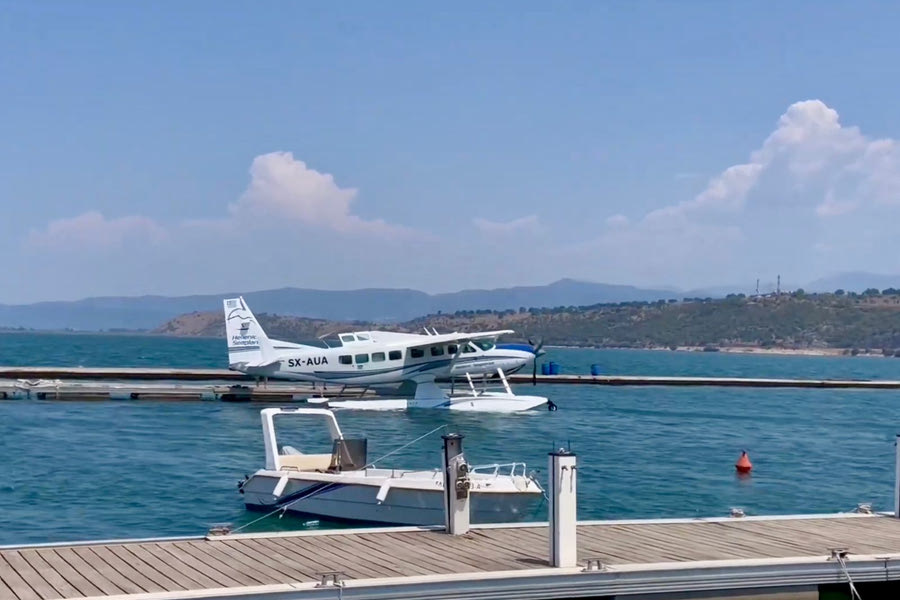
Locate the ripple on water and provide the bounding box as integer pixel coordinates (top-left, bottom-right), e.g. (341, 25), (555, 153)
(2, 339), (900, 543)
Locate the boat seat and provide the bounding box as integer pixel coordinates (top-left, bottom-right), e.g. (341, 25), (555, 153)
(278, 453), (334, 471)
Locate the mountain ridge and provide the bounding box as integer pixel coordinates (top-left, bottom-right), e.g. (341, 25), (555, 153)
(0, 279), (676, 330)
(5, 272), (900, 331)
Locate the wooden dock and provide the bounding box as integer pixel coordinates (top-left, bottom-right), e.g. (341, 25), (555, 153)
(2, 514), (900, 600)
(4, 366), (900, 390)
(0, 380), (375, 402)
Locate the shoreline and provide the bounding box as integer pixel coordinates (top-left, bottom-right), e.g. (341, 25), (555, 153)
(549, 344), (892, 357)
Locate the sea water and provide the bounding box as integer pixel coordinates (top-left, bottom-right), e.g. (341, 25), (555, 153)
(2, 333), (900, 545)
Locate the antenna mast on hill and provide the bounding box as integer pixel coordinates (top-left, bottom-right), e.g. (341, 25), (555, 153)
(777, 275), (781, 295)
(755, 278), (759, 296)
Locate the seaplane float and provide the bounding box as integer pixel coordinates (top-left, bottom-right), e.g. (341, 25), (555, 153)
(238, 407), (545, 526)
(223, 297), (554, 413)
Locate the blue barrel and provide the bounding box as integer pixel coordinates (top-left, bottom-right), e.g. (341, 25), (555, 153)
(548, 362), (560, 375)
(590, 364), (601, 376)
(540, 363), (550, 376)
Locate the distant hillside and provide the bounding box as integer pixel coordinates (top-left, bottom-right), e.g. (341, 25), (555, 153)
(0, 279), (676, 331)
(156, 290), (900, 351)
(805, 272), (900, 294)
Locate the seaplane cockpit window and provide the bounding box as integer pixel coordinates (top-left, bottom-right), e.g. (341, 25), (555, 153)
(430, 346), (444, 356)
(355, 354), (369, 364)
(410, 348), (424, 359)
(356, 333), (370, 341)
(447, 344), (458, 355)
(340, 334), (355, 343)
(389, 350), (403, 360)
(339, 355), (352, 365)
(372, 352), (385, 362)
(462, 343), (477, 353)
(474, 340), (495, 351)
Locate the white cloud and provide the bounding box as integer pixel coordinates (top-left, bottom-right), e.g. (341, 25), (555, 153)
(473, 215), (539, 234)
(564, 100), (900, 287)
(604, 214), (629, 228)
(229, 151), (410, 237)
(26, 211), (165, 250)
(29, 152), (415, 250)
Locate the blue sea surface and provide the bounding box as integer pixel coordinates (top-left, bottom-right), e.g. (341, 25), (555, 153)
(2, 333), (900, 545)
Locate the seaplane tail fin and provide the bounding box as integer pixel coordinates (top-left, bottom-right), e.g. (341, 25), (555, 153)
(223, 297), (277, 370)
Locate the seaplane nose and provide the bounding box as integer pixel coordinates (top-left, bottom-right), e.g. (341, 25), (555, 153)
(496, 343), (538, 356)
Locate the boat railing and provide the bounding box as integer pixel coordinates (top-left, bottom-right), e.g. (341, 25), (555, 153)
(470, 462), (528, 477)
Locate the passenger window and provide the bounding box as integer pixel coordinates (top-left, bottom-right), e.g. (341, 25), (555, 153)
(411, 348), (424, 359)
(372, 352), (385, 362)
(447, 344), (458, 355)
(357, 333), (370, 341)
(389, 350), (402, 360)
(339, 355), (352, 365)
(340, 334), (355, 343)
(355, 354), (369, 364)
(431, 346), (444, 356)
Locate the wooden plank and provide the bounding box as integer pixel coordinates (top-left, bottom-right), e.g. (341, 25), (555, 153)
(577, 526), (701, 563)
(713, 520), (888, 554)
(0, 553), (42, 600)
(172, 542), (261, 587)
(52, 548), (124, 596)
(265, 536), (377, 580)
(120, 545), (207, 591)
(180, 542), (269, 587)
(435, 532), (540, 570)
(306, 536), (426, 578)
(638, 522), (812, 558)
(0, 553), (59, 600)
(151, 544), (241, 589)
(428, 531), (542, 566)
(94, 545), (173, 592)
(0, 569), (16, 600)
(17, 551), (78, 600)
(586, 526), (714, 562)
(603, 523), (798, 560)
(232, 539), (320, 581)
(138, 544), (219, 590)
(377, 533), (494, 573)
(32, 551), (100, 599)
(67, 548), (143, 596)
(200, 542), (292, 585)
(241, 538), (333, 579)
(628, 522), (810, 557)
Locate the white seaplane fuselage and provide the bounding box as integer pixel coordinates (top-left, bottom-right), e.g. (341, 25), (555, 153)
(223, 297), (550, 412)
(248, 331), (533, 386)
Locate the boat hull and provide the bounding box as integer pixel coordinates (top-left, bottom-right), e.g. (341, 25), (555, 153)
(317, 392), (549, 412)
(240, 473), (544, 526)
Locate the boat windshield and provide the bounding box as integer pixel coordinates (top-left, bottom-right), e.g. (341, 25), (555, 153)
(274, 418), (335, 455)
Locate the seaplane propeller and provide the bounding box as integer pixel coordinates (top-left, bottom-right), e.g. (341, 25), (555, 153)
(528, 338), (546, 385)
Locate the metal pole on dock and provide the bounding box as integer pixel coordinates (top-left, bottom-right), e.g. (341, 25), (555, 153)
(442, 433), (470, 535)
(549, 448), (577, 567)
(895, 433), (900, 518)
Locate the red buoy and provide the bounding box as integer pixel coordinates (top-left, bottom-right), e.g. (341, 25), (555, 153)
(735, 450), (753, 474)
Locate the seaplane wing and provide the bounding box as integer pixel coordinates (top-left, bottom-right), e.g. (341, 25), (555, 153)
(404, 330), (515, 347)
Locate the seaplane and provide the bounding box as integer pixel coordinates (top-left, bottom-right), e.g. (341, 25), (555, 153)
(223, 297), (551, 412)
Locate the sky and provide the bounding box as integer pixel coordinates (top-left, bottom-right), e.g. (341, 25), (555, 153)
(3, 1), (900, 303)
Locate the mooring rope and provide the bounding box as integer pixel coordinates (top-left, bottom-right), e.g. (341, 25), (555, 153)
(835, 554), (863, 600)
(228, 423), (449, 534)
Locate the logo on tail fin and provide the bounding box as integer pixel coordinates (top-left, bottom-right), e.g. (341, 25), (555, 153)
(226, 298), (260, 349)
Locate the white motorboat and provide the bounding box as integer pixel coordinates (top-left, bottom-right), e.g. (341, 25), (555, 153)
(238, 407), (544, 526)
